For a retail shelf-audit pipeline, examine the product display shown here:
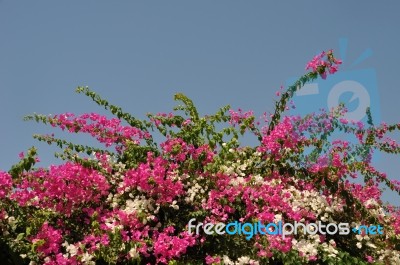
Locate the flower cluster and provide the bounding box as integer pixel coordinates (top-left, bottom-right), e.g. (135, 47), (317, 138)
(48, 112), (150, 150)
(31, 222), (63, 257)
(305, 50), (342, 79)
(11, 162), (110, 216)
(0, 171), (12, 199)
(1, 50), (400, 264)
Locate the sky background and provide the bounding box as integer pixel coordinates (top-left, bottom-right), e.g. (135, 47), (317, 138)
(1, 1), (399, 204)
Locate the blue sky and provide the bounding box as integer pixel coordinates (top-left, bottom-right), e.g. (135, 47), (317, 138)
(1, 1), (399, 204)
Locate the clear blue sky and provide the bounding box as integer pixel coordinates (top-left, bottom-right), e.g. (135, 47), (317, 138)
(1, 1), (399, 204)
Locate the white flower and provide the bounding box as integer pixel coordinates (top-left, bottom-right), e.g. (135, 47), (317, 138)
(170, 200), (179, 210)
(365, 199), (378, 207)
(292, 239), (318, 258)
(229, 177), (245, 186)
(81, 252), (94, 264)
(129, 246), (139, 259)
(236, 256), (250, 265)
(356, 242), (362, 249)
(366, 242), (377, 249)
(274, 214), (282, 223)
(222, 255), (234, 265)
(252, 174), (264, 185)
(235, 256), (259, 265)
(239, 164), (247, 171)
(7, 216), (16, 226)
(66, 243), (78, 256)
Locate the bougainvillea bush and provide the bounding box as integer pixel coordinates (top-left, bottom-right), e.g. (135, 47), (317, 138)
(1, 51), (400, 265)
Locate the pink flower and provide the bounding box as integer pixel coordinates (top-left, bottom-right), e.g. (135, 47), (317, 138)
(0, 171), (12, 199)
(205, 255), (221, 264)
(305, 50), (342, 79)
(153, 228), (196, 264)
(31, 222), (63, 256)
(366, 255), (374, 263)
(11, 162), (110, 216)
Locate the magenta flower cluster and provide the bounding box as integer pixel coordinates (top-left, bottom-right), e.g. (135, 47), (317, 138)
(305, 50), (342, 79)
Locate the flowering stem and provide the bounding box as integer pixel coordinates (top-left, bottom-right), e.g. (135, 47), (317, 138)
(267, 72), (317, 135)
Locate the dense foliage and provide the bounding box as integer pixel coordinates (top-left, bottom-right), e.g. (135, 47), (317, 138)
(1, 50), (399, 264)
